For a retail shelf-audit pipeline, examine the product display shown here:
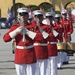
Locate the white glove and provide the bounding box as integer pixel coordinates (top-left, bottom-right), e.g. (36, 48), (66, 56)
(9, 26), (23, 38)
(42, 31), (49, 39)
(52, 29), (58, 37)
(25, 28), (36, 40)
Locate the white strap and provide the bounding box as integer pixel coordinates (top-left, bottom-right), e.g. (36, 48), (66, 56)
(34, 43), (47, 46)
(48, 42), (66, 44)
(16, 45), (34, 49)
(48, 42), (57, 44)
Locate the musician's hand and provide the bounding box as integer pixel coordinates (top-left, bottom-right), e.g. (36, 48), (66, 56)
(9, 26), (23, 38)
(16, 26), (23, 33)
(60, 25), (62, 28)
(67, 32), (71, 35)
(57, 39), (60, 42)
(24, 28), (37, 40)
(23, 28), (28, 33)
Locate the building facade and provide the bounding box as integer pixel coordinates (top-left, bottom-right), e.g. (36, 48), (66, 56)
(0, 0), (75, 17)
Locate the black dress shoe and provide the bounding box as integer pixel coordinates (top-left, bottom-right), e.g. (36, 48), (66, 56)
(63, 62), (69, 64)
(57, 67), (62, 70)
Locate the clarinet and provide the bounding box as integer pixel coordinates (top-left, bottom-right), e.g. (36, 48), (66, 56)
(36, 18), (49, 39)
(21, 21), (26, 42)
(36, 18), (43, 32)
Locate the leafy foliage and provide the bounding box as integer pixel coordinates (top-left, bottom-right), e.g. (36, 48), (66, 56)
(26, 5), (39, 11)
(39, 2), (53, 12)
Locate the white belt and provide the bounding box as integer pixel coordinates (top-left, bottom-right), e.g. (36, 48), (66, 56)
(16, 45), (34, 49)
(48, 42), (57, 44)
(34, 43), (47, 46)
(48, 42), (66, 44)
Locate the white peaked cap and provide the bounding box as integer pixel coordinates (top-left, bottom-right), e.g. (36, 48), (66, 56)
(29, 12), (33, 19)
(55, 14), (61, 18)
(45, 12), (55, 17)
(17, 7), (30, 13)
(61, 9), (67, 14)
(33, 10), (45, 16)
(42, 19), (50, 25)
(71, 9), (75, 16)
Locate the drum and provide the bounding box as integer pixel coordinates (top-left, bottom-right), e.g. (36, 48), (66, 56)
(56, 42), (66, 51)
(13, 41), (16, 48)
(67, 42), (75, 50)
(66, 42), (75, 56)
(12, 39), (16, 54)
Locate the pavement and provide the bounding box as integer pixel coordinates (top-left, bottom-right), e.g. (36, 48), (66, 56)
(0, 27), (75, 75)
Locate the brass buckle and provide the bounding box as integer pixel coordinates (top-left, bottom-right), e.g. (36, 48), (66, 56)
(47, 41), (50, 44)
(38, 43), (41, 46)
(24, 46), (28, 49)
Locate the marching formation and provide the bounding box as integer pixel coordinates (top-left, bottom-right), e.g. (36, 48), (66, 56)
(3, 7), (73, 75)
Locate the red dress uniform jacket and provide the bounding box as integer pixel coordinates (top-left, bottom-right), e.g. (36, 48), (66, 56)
(60, 19), (73, 41)
(40, 24), (58, 57)
(3, 24), (37, 64)
(31, 20), (36, 26)
(53, 22), (64, 42)
(33, 25), (48, 59)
